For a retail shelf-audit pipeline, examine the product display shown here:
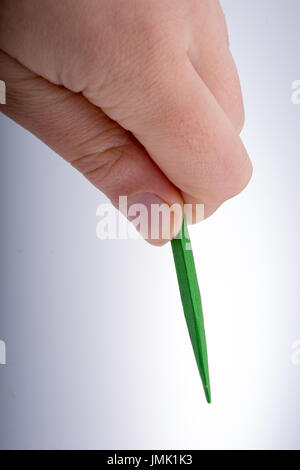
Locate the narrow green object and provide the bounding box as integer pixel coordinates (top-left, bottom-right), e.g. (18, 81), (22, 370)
(171, 217), (211, 403)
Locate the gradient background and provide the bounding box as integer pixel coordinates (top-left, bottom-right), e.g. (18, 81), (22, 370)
(0, 0), (300, 450)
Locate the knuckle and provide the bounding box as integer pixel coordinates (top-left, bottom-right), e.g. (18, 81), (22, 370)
(71, 143), (129, 187)
(66, 4), (169, 91)
(70, 123), (132, 188)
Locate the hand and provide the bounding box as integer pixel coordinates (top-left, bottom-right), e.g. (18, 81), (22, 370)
(0, 0), (252, 245)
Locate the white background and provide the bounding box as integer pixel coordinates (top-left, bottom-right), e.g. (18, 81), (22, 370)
(0, 0), (299, 449)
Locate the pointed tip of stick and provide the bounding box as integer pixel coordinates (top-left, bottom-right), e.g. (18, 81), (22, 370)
(204, 383), (211, 404)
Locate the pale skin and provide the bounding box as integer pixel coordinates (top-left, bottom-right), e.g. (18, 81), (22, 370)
(0, 0), (252, 245)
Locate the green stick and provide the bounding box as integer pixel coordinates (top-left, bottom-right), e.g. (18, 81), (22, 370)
(171, 217), (211, 403)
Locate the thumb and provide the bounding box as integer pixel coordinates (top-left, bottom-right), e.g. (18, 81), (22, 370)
(0, 51), (184, 245)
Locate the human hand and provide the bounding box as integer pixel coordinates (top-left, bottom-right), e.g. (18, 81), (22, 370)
(0, 0), (252, 245)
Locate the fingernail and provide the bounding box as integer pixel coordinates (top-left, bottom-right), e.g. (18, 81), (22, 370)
(126, 193), (183, 245)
